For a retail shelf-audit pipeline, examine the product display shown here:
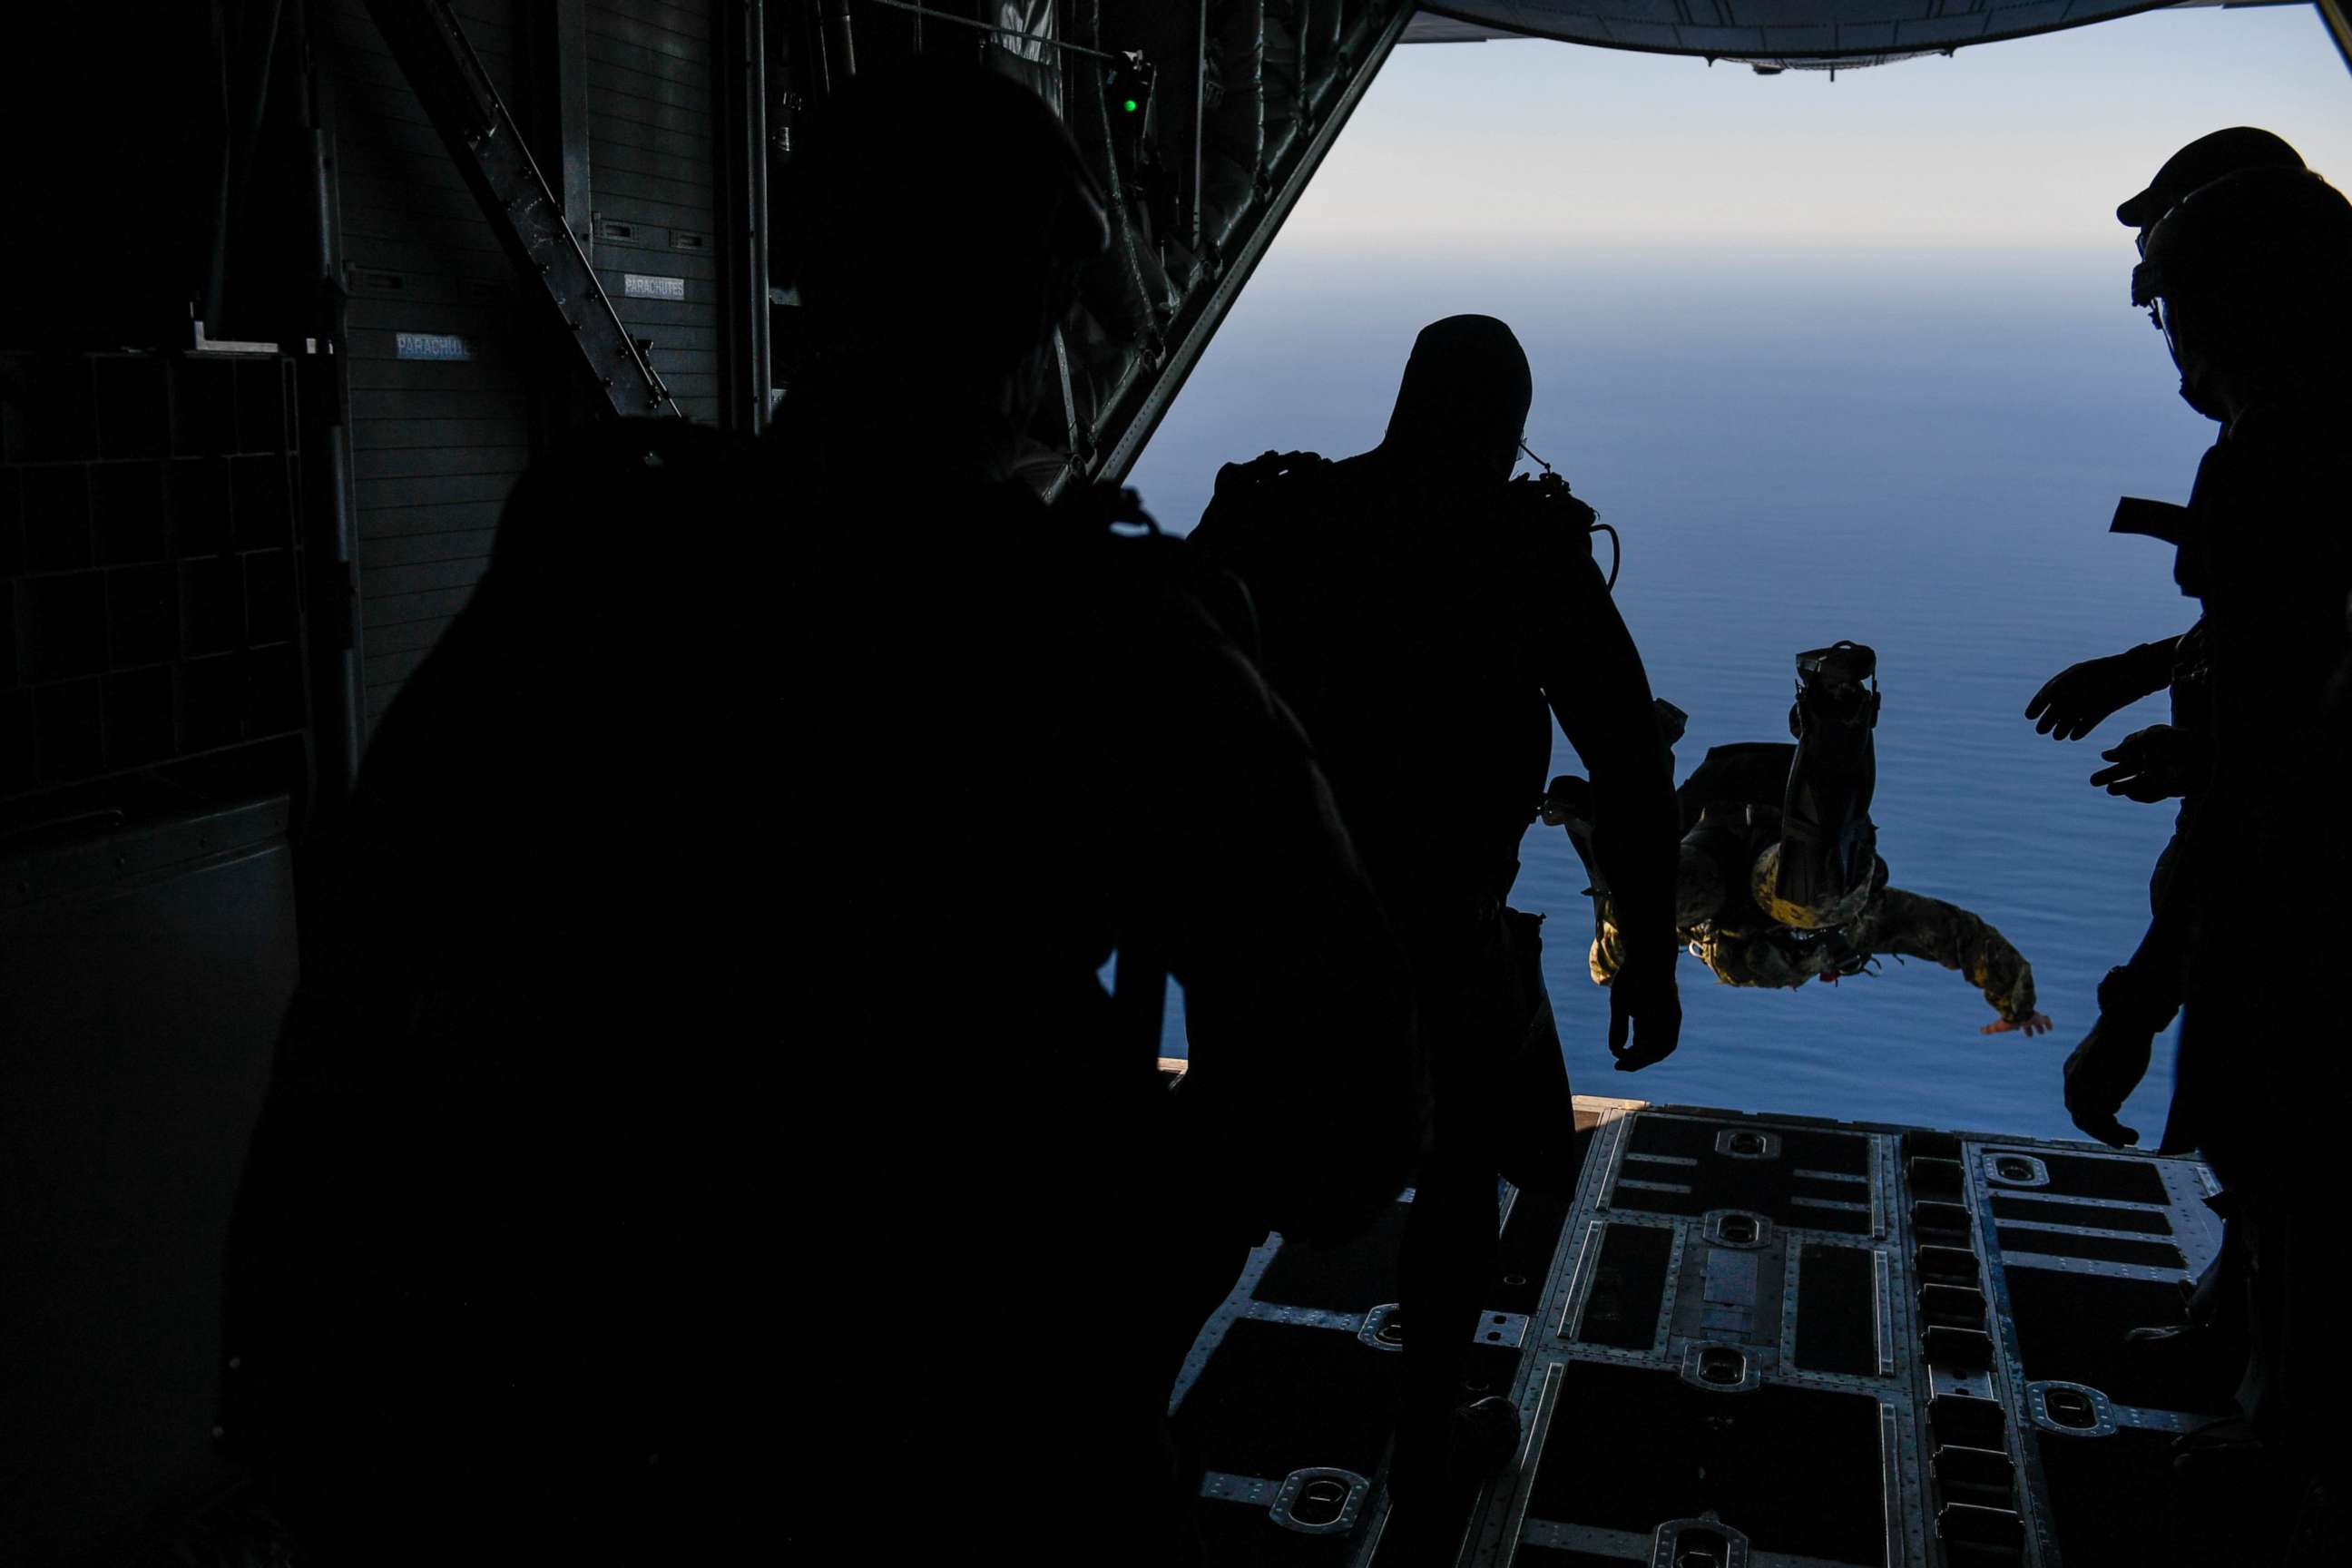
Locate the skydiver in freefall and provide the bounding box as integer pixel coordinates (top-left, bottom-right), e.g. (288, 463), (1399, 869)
(1556, 645), (2054, 1036)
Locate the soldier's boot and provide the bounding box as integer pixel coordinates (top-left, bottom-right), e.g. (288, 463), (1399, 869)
(1651, 697), (1690, 758)
(2123, 1213), (2249, 1407)
(1385, 1397), (1523, 1563)
(1778, 642), (1880, 916)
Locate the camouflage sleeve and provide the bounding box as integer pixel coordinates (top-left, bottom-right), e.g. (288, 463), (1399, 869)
(1858, 887), (2037, 1023)
(1589, 896), (1626, 986)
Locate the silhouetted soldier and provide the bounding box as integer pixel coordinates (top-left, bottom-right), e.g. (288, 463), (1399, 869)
(2239, 596), (2352, 1565)
(772, 60), (1420, 1567)
(218, 419), (792, 1566)
(223, 60), (1419, 1568)
(2026, 131), (2308, 912)
(2025, 128), (2309, 1419)
(2063, 163), (2352, 1145)
(1191, 316), (1682, 1553)
(2063, 167), (2352, 1519)
(1562, 655), (2052, 1037)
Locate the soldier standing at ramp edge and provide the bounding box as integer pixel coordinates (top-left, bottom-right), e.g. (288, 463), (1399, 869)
(1191, 314), (1685, 1559)
(769, 59), (1426, 1565)
(223, 59), (1422, 1568)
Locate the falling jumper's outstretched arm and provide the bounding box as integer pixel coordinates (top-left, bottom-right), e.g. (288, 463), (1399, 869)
(1856, 887), (2052, 1035)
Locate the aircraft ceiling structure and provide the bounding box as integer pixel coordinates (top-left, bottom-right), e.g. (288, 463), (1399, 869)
(1417, 0), (2206, 69)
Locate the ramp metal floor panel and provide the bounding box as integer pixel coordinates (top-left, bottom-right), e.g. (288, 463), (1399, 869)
(1168, 1093), (2250, 1567)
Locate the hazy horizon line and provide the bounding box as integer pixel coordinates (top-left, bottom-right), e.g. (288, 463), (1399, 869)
(1262, 232), (2151, 265)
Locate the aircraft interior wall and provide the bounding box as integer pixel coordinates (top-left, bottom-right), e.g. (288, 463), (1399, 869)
(328, 0), (733, 735)
(327, 0), (542, 736)
(4, 0), (1412, 821)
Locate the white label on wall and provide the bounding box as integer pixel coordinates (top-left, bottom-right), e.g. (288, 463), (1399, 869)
(394, 332), (473, 361)
(623, 274), (686, 301)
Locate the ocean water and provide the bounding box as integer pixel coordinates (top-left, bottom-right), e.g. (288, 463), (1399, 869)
(1126, 247), (2215, 1145)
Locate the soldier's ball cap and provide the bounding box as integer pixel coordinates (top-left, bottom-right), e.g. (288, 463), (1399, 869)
(2116, 127), (2305, 230)
(2133, 166), (2352, 308)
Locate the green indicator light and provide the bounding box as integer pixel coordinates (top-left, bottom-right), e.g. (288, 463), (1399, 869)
(1123, 98), (1139, 113)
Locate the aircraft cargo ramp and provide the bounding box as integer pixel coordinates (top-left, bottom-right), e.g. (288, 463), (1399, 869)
(1161, 1087), (2253, 1567)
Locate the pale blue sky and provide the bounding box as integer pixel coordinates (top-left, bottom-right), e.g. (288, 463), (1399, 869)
(1284, 6), (2351, 254)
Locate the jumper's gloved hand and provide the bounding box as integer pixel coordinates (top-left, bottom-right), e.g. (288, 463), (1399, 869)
(2026, 651), (2158, 741)
(1607, 956), (1681, 1072)
(2089, 724), (2211, 804)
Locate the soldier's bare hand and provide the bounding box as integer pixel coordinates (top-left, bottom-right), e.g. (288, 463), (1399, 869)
(1982, 1011), (2053, 1038)
(2025, 653), (2145, 741)
(2089, 725), (2208, 804)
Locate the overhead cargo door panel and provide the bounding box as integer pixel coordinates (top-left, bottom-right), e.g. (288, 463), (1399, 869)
(587, 0), (721, 425)
(319, 0), (535, 738)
